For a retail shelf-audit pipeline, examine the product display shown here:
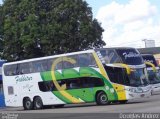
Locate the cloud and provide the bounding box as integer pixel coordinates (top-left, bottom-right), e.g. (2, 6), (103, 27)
(96, 0), (160, 48)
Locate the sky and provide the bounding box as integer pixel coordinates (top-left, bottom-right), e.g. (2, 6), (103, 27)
(1, 0), (160, 48)
(86, 0), (160, 48)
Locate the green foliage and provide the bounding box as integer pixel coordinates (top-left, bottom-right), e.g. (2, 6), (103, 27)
(0, 5), (4, 54)
(1, 0), (105, 61)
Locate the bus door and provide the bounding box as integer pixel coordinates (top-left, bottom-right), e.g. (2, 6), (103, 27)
(104, 66), (128, 100)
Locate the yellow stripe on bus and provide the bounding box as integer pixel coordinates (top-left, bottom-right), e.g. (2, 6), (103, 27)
(51, 57), (82, 103)
(93, 52), (127, 100)
(92, 52), (109, 80)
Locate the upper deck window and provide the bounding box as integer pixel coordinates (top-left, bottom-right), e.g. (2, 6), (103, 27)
(99, 50), (121, 64)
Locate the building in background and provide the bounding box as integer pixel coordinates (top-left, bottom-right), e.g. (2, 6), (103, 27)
(142, 39), (155, 48)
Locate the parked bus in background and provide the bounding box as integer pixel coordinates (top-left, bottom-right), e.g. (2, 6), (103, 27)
(95, 47), (151, 104)
(141, 54), (160, 94)
(2, 50), (120, 110)
(0, 60), (6, 107)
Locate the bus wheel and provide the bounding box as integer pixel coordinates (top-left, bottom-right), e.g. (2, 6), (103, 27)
(33, 97), (43, 110)
(96, 91), (109, 105)
(54, 104), (65, 108)
(23, 97), (33, 110)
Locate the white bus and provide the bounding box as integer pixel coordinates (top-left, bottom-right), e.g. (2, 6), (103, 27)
(96, 47), (152, 103)
(2, 50), (120, 110)
(141, 54), (160, 94)
(2, 49), (151, 110)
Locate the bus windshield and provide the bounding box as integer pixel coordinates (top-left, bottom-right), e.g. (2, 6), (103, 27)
(147, 70), (160, 84)
(128, 68), (149, 87)
(104, 65), (149, 87)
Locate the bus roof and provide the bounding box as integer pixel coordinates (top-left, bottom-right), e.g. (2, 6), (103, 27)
(3, 50), (95, 66)
(96, 47), (137, 51)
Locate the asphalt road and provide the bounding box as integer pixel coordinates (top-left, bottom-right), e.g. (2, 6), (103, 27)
(1, 94), (160, 119)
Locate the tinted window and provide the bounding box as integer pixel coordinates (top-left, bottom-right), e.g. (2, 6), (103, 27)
(100, 50), (121, 63)
(81, 77), (104, 88)
(38, 77), (104, 92)
(142, 55), (158, 67)
(104, 65), (130, 86)
(32, 60), (48, 72)
(48, 58), (62, 70)
(17, 62), (32, 74)
(4, 64), (18, 76)
(116, 49), (143, 65)
(63, 55), (78, 69)
(78, 53), (97, 67)
(38, 81), (56, 92)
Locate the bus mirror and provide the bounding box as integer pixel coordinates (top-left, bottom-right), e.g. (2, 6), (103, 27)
(114, 63), (131, 75)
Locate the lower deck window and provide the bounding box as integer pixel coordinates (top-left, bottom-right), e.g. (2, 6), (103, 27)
(38, 77), (104, 92)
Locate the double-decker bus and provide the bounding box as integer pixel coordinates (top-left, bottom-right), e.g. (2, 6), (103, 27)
(96, 47), (151, 103)
(141, 54), (160, 94)
(2, 50), (120, 110)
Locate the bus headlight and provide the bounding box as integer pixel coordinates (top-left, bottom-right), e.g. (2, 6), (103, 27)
(126, 88), (136, 93)
(126, 88), (143, 93)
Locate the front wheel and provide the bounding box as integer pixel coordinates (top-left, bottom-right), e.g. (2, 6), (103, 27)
(33, 97), (43, 110)
(96, 91), (110, 105)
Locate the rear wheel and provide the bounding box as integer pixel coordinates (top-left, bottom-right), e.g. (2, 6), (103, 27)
(23, 97), (33, 110)
(96, 91), (110, 105)
(33, 97), (43, 110)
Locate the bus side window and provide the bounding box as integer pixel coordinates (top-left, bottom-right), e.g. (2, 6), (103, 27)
(48, 58), (62, 70)
(78, 54), (90, 67)
(62, 56), (78, 69)
(33, 60), (48, 72)
(38, 81), (56, 92)
(89, 54), (98, 67)
(4, 64), (18, 76)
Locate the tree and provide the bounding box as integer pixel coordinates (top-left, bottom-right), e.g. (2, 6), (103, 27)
(0, 5), (4, 55)
(2, 0), (105, 61)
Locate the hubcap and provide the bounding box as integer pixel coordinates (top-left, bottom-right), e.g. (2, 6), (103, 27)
(26, 101), (31, 108)
(100, 94), (107, 102)
(36, 101), (41, 108)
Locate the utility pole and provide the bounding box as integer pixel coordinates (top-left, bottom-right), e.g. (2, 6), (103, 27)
(142, 39), (147, 48)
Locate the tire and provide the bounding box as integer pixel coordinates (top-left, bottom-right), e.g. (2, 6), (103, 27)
(119, 100), (128, 104)
(54, 104), (65, 108)
(23, 97), (33, 110)
(96, 91), (110, 105)
(33, 97), (43, 110)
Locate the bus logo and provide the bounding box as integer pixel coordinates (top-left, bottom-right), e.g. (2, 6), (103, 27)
(15, 75), (32, 83)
